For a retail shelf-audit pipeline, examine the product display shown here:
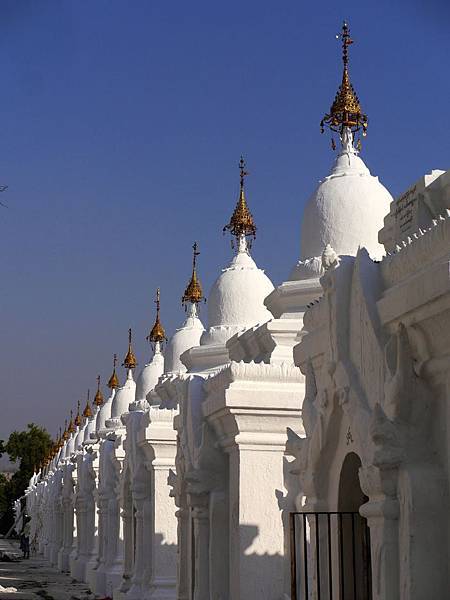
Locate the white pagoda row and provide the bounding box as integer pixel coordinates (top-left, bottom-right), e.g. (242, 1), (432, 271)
(25, 23), (450, 600)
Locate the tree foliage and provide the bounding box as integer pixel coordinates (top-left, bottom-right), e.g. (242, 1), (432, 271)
(6, 423), (52, 475)
(0, 423), (52, 533)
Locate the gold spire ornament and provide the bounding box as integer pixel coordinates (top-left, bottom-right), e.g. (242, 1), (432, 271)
(223, 156), (256, 247)
(62, 419), (69, 441)
(123, 328), (138, 369)
(320, 21), (368, 139)
(147, 288), (167, 346)
(182, 242), (205, 308)
(94, 375), (104, 406)
(53, 436), (59, 457)
(107, 354), (120, 389)
(58, 427), (64, 449)
(74, 399), (82, 427)
(67, 411), (76, 434)
(83, 389), (93, 418)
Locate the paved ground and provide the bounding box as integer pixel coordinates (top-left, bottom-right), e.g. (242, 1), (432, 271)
(0, 539), (94, 600)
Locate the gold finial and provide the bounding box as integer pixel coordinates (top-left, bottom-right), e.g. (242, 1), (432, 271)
(94, 375), (104, 406)
(123, 328), (138, 369)
(67, 410), (76, 434)
(83, 389), (93, 418)
(52, 437), (59, 457)
(320, 22), (368, 140)
(58, 427), (64, 449)
(223, 156), (256, 246)
(62, 419), (69, 441)
(147, 288), (167, 346)
(182, 242), (205, 308)
(107, 354), (120, 389)
(74, 399), (82, 427)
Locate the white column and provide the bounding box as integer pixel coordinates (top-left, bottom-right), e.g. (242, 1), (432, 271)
(188, 494), (209, 600)
(58, 464), (75, 571)
(175, 503), (190, 600)
(140, 408), (178, 600)
(227, 446), (285, 599)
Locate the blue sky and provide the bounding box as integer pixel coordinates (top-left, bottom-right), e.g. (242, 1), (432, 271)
(0, 0), (448, 441)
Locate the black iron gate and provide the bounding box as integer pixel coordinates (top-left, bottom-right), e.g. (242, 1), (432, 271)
(290, 511), (372, 600)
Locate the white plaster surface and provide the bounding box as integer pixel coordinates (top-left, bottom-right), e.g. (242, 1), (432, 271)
(292, 130), (392, 280)
(23, 147), (450, 600)
(201, 241), (274, 346)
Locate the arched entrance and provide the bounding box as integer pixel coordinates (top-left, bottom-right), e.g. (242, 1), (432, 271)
(289, 453), (373, 600)
(337, 452), (372, 600)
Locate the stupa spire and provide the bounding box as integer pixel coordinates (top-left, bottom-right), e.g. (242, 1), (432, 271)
(62, 419), (69, 441)
(107, 354), (120, 389)
(182, 242), (205, 310)
(320, 21), (368, 148)
(83, 389), (93, 418)
(123, 328), (138, 370)
(67, 411), (76, 434)
(223, 156), (256, 252)
(94, 374), (104, 406)
(58, 427), (64, 449)
(147, 288), (167, 352)
(74, 399), (82, 427)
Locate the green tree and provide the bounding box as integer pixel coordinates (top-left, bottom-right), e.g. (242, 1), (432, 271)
(6, 423), (52, 476)
(0, 423), (52, 533)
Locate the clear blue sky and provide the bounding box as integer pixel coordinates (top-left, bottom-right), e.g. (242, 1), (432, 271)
(0, 0), (448, 441)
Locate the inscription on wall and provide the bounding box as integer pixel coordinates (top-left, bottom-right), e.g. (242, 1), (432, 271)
(395, 185), (418, 237)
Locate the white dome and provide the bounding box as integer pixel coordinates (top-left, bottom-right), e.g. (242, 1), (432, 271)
(74, 424), (86, 452)
(83, 410), (98, 444)
(65, 431), (77, 458)
(164, 305), (205, 373)
(108, 371), (136, 423)
(96, 389), (114, 432)
(293, 134), (392, 279)
(135, 349), (165, 401)
(201, 245), (274, 346)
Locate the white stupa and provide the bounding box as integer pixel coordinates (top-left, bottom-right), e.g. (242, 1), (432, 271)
(200, 158), (274, 348)
(96, 355), (120, 433)
(62, 412), (76, 459)
(105, 329), (137, 429)
(133, 289), (166, 408)
(163, 243), (205, 374)
(68, 401), (85, 455)
(82, 390), (97, 444)
(156, 244), (206, 410)
(289, 29), (393, 281)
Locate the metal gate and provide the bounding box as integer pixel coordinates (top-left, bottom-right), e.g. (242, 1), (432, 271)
(290, 511), (372, 600)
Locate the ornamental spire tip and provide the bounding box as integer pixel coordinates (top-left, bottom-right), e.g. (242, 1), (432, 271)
(74, 399), (82, 427)
(123, 328), (138, 369)
(320, 21), (368, 148)
(83, 389), (93, 418)
(94, 374), (104, 406)
(147, 288), (167, 347)
(182, 242), (205, 308)
(223, 156), (256, 250)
